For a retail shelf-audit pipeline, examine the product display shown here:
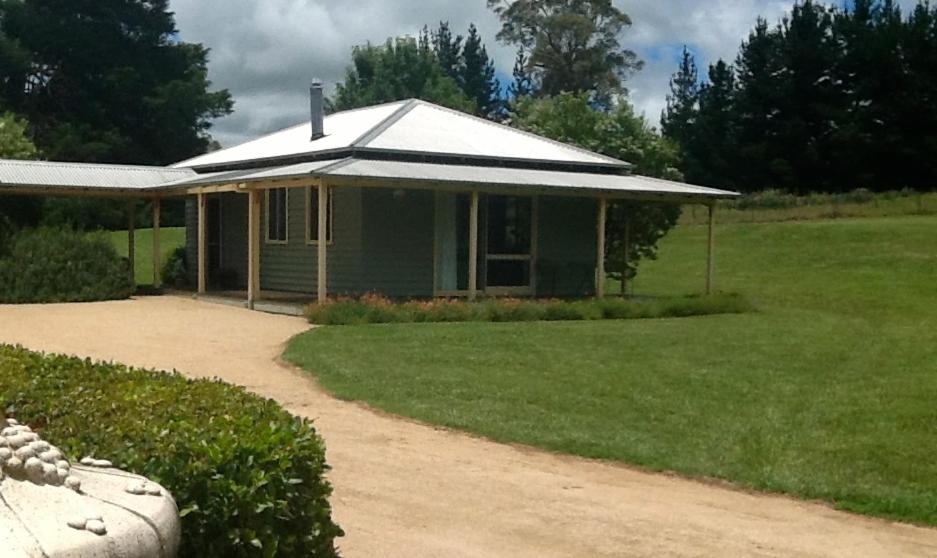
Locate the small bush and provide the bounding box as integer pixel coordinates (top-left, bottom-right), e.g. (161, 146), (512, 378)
(305, 293), (752, 325)
(162, 246), (188, 287)
(0, 345), (342, 557)
(0, 227), (132, 303)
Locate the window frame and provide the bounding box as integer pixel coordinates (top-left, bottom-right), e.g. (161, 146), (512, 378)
(305, 185), (334, 245)
(264, 188), (289, 245)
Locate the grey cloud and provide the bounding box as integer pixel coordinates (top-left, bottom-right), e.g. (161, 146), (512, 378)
(169, 1), (822, 147)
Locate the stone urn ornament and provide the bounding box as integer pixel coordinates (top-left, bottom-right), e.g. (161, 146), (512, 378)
(0, 416), (181, 557)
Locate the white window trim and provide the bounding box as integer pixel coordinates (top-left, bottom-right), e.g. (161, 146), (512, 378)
(264, 188), (289, 245)
(305, 185), (334, 246)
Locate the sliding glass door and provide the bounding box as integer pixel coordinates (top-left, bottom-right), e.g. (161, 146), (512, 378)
(485, 195), (533, 294)
(434, 192), (535, 296)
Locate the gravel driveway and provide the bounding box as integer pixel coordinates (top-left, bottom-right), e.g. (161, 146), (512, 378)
(1, 296), (935, 557)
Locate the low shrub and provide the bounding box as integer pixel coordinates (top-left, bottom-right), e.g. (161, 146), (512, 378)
(305, 293), (752, 325)
(0, 345), (342, 557)
(161, 246), (188, 287)
(0, 227), (132, 303)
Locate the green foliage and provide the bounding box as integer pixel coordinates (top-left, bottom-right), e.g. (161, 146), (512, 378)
(0, 0), (232, 165)
(460, 24), (502, 119)
(511, 92), (683, 283)
(0, 112), (40, 233)
(162, 246), (188, 287)
(487, 0), (643, 105)
(0, 111), (35, 158)
(665, 0), (937, 193)
(0, 227), (132, 303)
(304, 293), (751, 326)
(660, 46), (699, 151)
(0, 345), (342, 556)
(333, 37), (474, 113)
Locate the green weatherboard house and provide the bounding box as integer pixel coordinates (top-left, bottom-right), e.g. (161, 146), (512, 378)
(0, 82), (736, 308)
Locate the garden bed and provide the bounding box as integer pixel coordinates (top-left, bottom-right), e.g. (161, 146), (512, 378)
(305, 293), (752, 325)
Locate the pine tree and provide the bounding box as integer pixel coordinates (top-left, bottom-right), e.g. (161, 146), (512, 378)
(460, 24), (501, 119)
(508, 47), (534, 99)
(661, 46), (700, 174)
(431, 22), (463, 85)
(693, 61), (738, 189)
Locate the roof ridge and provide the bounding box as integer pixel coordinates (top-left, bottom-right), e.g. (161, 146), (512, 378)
(0, 159), (192, 173)
(405, 99), (630, 168)
(171, 99), (413, 168)
(350, 99), (419, 148)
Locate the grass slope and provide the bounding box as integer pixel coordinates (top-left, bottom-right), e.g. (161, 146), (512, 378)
(107, 227), (185, 286)
(285, 215), (937, 525)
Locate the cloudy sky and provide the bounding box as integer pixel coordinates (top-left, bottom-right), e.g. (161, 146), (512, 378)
(168, 1), (814, 147)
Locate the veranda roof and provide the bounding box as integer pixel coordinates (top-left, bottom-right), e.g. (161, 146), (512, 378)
(0, 160), (194, 195)
(157, 158), (737, 202)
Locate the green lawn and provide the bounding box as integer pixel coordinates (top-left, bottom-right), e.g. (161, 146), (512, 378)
(285, 215), (937, 526)
(107, 227), (185, 286)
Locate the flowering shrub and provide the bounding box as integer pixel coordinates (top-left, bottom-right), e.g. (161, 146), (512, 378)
(305, 293), (752, 325)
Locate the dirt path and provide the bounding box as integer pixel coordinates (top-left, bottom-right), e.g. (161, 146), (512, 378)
(1, 297), (935, 557)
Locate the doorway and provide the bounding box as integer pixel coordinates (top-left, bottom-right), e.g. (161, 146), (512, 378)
(434, 193), (535, 296)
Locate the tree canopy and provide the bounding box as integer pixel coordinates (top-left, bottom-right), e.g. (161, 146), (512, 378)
(0, 0), (232, 166)
(0, 111), (34, 159)
(333, 37), (475, 113)
(512, 93), (682, 287)
(488, 0), (643, 105)
(333, 24), (502, 120)
(662, 0), (937, 193)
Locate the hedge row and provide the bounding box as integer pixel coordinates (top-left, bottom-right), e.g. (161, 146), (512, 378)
(306, 293), (753, 325)
(0, 345), (342, 556)
(0, 227), (132, 303)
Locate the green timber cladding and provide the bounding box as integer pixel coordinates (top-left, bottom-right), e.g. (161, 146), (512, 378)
(186, 187), (598, 298)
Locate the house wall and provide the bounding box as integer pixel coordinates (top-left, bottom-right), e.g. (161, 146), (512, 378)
(259, 186), (363, 294)
(185, 187), (597, 299)
(359, 188), (435, 298)
(535, 196), (598, 297)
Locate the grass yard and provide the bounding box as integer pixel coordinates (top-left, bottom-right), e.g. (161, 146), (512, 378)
(107, 227), (185, 286)
(285, 214), (937, 526)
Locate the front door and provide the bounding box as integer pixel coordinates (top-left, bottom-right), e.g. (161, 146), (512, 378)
(485, 195), (533, 295)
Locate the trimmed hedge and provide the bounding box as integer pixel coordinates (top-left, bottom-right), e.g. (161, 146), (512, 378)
(0, 227), (132, 303)
(0, 345), (342, 557)
(305, 293), (753, 325)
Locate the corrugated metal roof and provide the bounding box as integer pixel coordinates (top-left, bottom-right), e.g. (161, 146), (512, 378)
(322, 159), (736, 199)
(363, 102), (620, 166)
(170, 101), (408, 169)
(161, 157), (736, 200)
(0, 160), (194, 191)
(172, 99), (627, 171)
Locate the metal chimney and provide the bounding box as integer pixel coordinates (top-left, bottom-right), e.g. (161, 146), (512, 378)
(310, 78), (325, 140)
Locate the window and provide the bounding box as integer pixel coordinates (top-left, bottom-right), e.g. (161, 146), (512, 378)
(306, 186), (333, 244)
(266, 188), (288, 244)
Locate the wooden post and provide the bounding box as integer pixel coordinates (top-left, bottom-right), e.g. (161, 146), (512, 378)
(317, 184), (328, 303)
(197, 193), (207, 294)
(621, 216), (630, 297)
(706, 202), (716, 295)
(468, 191), (479, 301)
(247, 190), (261, 308)
(127, 199), (136, 287)
(152, 198), (161, 289)
(596, 197), (607, 298)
